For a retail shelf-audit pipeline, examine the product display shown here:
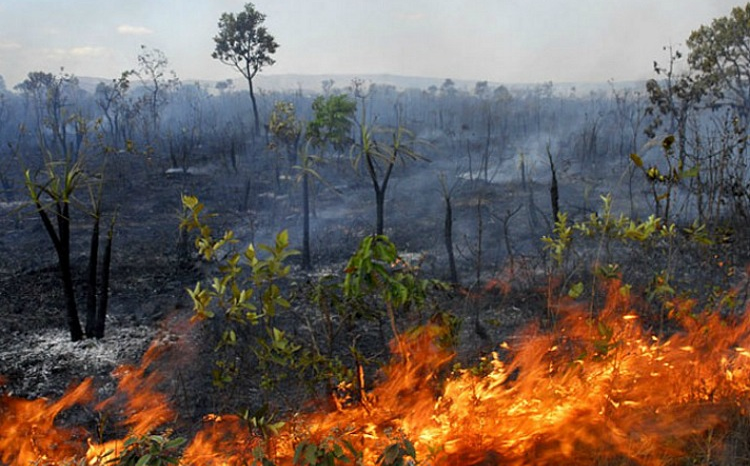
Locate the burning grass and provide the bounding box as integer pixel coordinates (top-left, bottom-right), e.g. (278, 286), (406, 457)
(3, 279), (750, 465)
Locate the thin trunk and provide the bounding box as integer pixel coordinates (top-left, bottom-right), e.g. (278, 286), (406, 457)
(375, 189), (385, 236)
(230, 139), (238, 173)
(444, 195), (458, 283)
(476, 196), (483, 285)
(59, 202), (83, 341)
(95, 216), (115, 339)
(365, 152), (388, 236)
(503, 205), (522, 275)
(302, 172), (311, 270)
(248, 78), (260, 138)
(547, 146), (560, 223)
(85, 214), (100, 338)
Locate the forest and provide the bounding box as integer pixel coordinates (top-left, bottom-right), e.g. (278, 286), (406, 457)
(3, 2), (750, 465)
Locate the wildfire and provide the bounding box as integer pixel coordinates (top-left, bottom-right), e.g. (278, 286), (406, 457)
(3, 279), (750, 465)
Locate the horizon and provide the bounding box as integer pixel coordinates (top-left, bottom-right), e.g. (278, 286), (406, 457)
(0, 1), (744, 91)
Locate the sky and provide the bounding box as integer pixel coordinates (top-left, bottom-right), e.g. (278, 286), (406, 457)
(0, 0), (745, 90)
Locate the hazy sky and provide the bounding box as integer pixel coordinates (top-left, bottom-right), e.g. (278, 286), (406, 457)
(0, 0), (744, 89)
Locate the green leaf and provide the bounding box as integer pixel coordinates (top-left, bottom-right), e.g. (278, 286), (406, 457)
(135, 454), (153, 466)
(568, 282), (584, 299)
(681, 165), (700, 178)
(305, 443), (319, 464)
(629, 153), (643, 168)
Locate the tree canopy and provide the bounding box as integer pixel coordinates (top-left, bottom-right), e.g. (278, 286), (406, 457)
(212, 2), (278, 136)
(306, 94), (357, 153)
(687, 3), (750, 118)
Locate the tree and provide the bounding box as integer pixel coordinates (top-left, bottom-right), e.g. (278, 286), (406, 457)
(212, 2), (279, 138)
(95, 72), (131, 148)
(20, 124), (116, 342)
(298, 93), (356, 269)
(352, 82), (427, 236)
(15, 70), (82, 156)
(687, 3), (750, 120)
(306, 94), (357, 154)
(133, 45), (179, 149)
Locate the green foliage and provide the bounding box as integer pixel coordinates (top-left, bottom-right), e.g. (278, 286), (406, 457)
(541, 212), (573, 268)
(293, 435), (362, 466)
(343, 235), (442, 317)
(630, 136), (700, 222)
(240, 403), (285, 439)
(104, 434), (185, 466)
(376, 436), (417, 466)
(687, 3), (750, 113)
(269, 100), (302, 159)
(212, 2), (278, 80)
(542, 194), (684, 271)
(180, 195), (297, 387)
(306, 94), (357, 152)
(212, 1), (278, 135)
(181, 196), (355, 396)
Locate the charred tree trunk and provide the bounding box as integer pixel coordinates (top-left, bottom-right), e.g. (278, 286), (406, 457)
(444, 194), (458, 283)
(230, 139), (238, 173)
(375, 188), (386, 236)
(502, 205), (523, 274)
(95, 217), (115, 339)
(302, 171), (311, 270)
(85, 214), (100, 338)
(475, 196), (484, 285)
(547, 145), (560, 224)
(248, 78), (260, 138)
(39, 201), (83, 342)
(366, 152), (395, 237)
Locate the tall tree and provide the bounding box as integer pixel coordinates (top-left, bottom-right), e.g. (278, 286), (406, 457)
(687, 3), (750, 120)
(212, 2), (279, 138)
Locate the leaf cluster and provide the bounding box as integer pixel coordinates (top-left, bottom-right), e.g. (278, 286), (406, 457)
(343, 235), (441, 316)
(293, 435), (362, 466)
(103, 434), (185, 466)
(180, 195), (298, 386)
(307, 94), (357, 152)
(212, 2), (278, 79)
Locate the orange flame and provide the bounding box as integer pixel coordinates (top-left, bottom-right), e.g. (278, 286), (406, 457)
(0, 379), (92, 465)
(4, 280), (750, 465)
(260, 280), (750, 465)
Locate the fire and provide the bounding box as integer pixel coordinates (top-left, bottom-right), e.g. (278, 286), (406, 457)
(3, 279), (750, 465)
(0, 339), (177, 465)
(181, 414), (261, 465)
(262, 280), (750, 465)
(0, 379), (92, 465)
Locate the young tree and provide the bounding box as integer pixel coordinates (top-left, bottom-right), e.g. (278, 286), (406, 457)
(212, 2), (279, 138)
(352, 82), (427, 236)
(306, 93), (357, 154)
(22, 132), (116, 342)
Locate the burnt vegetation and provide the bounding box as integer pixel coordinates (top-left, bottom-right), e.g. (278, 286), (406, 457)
(5, 2), (750, 465)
